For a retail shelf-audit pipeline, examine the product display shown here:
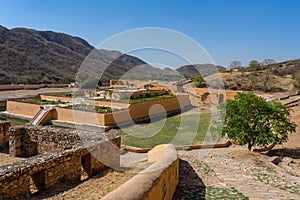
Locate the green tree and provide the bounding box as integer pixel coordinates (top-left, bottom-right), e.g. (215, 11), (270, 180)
(247, 60), (261, 72)
(292, 70), (300, 89)
(193, 75), (205, 88)
(222, 93), (296, 151)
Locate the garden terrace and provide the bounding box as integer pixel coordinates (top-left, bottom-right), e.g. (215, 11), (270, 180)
(51, 92), (73, 97)
(6, 95), (192, 127)
(64, 104), (121, 114)
(117, 94), (176, 103)
(20, 98), (66, 105)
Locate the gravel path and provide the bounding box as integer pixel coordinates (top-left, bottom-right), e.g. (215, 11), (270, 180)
(0, 87), (73, 101)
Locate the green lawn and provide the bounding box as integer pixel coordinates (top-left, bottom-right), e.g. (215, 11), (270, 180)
(53, 93), (73, 97)
(68, 104), (120, 113)
(117, 94), (175, 104)
(20, 98), (65, 105)
(120, 112), (219, 148)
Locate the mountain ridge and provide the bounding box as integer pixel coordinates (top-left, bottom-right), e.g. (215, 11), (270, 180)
(0, 25), (227, 84)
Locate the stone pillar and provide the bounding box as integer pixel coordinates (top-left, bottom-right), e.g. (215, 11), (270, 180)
(0, 121), (10, 153)
(9, 126), (22, 156)
(9, 126), (38, 157)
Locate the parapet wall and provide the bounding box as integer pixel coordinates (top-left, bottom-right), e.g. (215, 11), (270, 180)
(6, 100), (41, 118)
(102, 144), (179, 200)
(0, 139), (120, 199)
(0, 121), (10, 153)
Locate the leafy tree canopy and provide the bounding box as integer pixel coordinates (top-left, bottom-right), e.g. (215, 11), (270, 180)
(247, 60), (261, 72)
(222, 93), (296, 151)
(193, 75), (205, 88)
(292, 70), (300, 89)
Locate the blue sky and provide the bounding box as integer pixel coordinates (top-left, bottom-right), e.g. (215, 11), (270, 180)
(1, 0), (300, 68)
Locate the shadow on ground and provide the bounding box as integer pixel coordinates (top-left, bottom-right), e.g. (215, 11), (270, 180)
(21, 168), (112, 200)
(173, 159), (206, 200)
(267, 147), (300, 159)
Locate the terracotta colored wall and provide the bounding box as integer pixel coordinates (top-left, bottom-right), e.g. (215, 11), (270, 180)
(184, 88), (241, 104)
(40, 95), (73, 103)
(7, 96), (191, 127)
(104, 95), (191, 126)
(102, 144), (179, 200)
(54, 96), (190, 126)
(0, 84), (69, 91)
(55, 107), (105, 126)
(6, 100), (41, 117)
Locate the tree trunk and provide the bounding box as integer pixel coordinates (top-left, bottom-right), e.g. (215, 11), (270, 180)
(247, 143), (252, 151)
(253, 142), (276, 152)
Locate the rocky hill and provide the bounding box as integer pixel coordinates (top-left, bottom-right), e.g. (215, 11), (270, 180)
(176, 64), (226, 78)
(0, 25), (182, 84)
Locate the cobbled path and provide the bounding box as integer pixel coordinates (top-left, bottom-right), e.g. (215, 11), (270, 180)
(174, 146), (300, 200)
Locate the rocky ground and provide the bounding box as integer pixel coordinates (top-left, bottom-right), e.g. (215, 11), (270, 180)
(27, 169), (135, 200)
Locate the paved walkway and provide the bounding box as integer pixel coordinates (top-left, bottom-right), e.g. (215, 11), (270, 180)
(174, 146), (300, 200)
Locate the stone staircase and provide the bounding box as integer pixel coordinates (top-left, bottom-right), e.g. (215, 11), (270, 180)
(29, 107), (54, 125)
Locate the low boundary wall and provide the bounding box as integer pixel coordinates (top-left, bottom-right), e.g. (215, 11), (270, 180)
(123, 140), (232, 153)
(6, 95), (191, 127)
(0, 84), (69, 91)
(6, 100), (41, 118)
(102, 144), (179, 200)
